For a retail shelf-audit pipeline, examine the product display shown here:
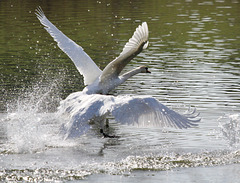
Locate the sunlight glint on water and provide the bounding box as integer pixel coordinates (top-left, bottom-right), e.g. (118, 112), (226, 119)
(0, 0), (240, 182)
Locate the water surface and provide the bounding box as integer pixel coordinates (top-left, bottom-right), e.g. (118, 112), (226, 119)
(0, 0), (240, 182)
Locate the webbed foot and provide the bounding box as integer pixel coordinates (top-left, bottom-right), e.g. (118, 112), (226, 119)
(100, 129), (119, 138)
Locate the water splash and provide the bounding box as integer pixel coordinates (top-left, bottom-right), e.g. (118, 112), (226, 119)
(218, 114), (240, 148)
(0, 150), (239, 181)
(1, 78), (75, 154)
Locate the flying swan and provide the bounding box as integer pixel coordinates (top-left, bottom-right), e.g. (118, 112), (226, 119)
(36, 7), (200, 139)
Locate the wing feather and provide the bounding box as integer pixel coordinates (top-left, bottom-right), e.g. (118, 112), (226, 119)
(100, 22), (149, 82)
(58, 93), (200, 138)
(35, 7), (102, 85)
(111, 96), (200, 128)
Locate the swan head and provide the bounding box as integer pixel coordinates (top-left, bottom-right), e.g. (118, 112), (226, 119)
(139, 66), (151, 73)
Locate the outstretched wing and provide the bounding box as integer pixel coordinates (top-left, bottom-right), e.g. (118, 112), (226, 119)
(100, 22), (149, 82)
(58, 93), (200, 139)
(111, 96), (200, 129)
(35, 7), (102, 85)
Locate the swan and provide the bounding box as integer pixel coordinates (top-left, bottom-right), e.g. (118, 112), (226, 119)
(58, 92), (200, 139)
(36, 7), (150, 95)
(36, 7), (200, 139)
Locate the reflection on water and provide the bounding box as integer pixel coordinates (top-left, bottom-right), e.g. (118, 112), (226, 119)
(0, 0), (240, 182)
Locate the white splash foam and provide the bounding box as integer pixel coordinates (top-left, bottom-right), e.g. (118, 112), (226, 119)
(2, 79), (77, 154)
(218, 114), (240, 148)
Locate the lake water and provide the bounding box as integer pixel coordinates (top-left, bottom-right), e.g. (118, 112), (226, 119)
(0, 0), (240, 182)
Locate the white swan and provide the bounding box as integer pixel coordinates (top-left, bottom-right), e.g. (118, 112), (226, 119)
(36, 7), (200, 139)
(36, 7), (149, 95)
(58, 92), (200, 139)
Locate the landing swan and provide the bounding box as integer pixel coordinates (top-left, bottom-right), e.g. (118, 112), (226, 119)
(36, 7), (200, 139)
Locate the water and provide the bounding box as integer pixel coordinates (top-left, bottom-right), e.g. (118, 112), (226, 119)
(1, 0), (240, 182)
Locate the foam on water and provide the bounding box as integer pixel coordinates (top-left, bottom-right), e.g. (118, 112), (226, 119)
(218, 114), (240, 148)
(0, 149), (239, 181)
(1, 79), (77, 154)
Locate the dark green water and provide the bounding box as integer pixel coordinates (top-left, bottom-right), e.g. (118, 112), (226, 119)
(0, 0), (240, 182)
(1, 0), (239, 111)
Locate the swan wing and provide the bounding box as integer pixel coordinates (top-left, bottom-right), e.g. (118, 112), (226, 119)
(35, 7), (102, 85)
(100, 22), (149, 82)
(111, 96), (200, 129)
(58, 93), (200, 139)
(58, 92), (108, 139)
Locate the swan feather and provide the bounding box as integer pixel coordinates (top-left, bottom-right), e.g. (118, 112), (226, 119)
(100, 22), (149, 83)
(59, 92), (200, 139)
(35, 7), (102, 85)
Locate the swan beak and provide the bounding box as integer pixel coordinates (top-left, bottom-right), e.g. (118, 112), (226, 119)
(146, 67), (151, 73)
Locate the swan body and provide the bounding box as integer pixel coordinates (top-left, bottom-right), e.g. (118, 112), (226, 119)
(83, 66), (150, 94)
(36, 7), (149, 94)
(36, 7), (201, 139)
(59, 92), (200, 139)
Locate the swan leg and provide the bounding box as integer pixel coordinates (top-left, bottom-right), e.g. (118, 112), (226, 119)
(100, 118), (119, 138)
(106, 118), (109, 129)
(100, 129), (119, 138)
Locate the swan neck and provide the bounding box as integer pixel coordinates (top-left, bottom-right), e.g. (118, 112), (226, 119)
(120, 67), (142, 82)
